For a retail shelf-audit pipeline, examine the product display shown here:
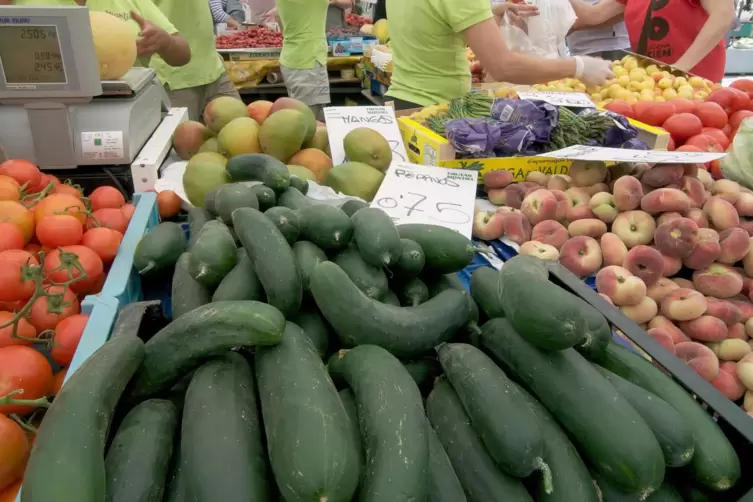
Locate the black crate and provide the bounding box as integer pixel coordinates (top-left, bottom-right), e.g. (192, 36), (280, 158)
(546, 261), (753, 501)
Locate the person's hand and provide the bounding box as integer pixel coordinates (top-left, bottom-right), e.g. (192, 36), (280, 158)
(131, 11), (172, 58)
(574, 55), (615, 87)
(492, 2), (540, 20)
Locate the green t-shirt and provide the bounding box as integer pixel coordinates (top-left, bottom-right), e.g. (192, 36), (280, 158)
(277, 0), (328, 69)
(150, 0), (224, 90)
(385, 0), (492, 106)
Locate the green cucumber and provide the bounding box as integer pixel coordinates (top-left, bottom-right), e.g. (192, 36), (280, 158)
(648, 483), (683, 502)
(480, 318), (665, 497)
(469, 267), (505, 319)
(333, 246), (388, 300)
(211, 251), (265, 302)
(381, 289), (401, 306)
(214, 183), (259, 225)
(328, 345), (429, 502)
(104, 399), (178, 502)
(292, 309), (333, 359)
(293, 241), (328, 292)
(338, 389), (365, 480)
(298, 204), (354, 251)
(22, 335), (145, 502)
(351, 207), (401, 267)
(203, 184), (225, 214)
(288, 175), (309, 194)
(233, 207), (302, 318)
(426, 378), (533, 502)
(171, 253), (212, 320)
(397, 224), (475, 273)
(427, 419), (467, 502)
(593, 471), (642, 502)
(398, 277), (429, 306)
(278, 187), (312, 210)
(134, 222), (186, 275)
(187, 207), (213, 249)
(596, 365), (695, 467)
(403, 357), (442, 393)
(163, 452), (186, 502)
(437, 343), (552, 485)
(311, 261), (472, 358)
(340, 199), (368, 216)
(225, 153), (290, 192)
(394, 238), (425, 278)
(256, 323), (359, 502)
(513, 382), (599, 502)
(250, 183), (277, 210)
(188, 220), (237, 288)
(600, 343), (741, 492)
(263, 206), (300, 245)
(499, 255), (610, 351)
(425, 274), (481, 340)
(182, 353), (271, 501)
(127, 301), (285, 400)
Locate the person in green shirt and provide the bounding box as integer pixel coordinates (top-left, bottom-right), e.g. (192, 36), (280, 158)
(276, 0), (330, 119)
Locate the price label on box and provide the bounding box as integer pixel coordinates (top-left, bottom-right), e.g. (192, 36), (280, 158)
(517, 91), (595, 108)
(370, 163), (478, 238)
(324, 106), (409, 166)
(539, 145), (728, 164)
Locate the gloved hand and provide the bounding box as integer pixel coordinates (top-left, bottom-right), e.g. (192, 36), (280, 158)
(574, 56), (615, 87)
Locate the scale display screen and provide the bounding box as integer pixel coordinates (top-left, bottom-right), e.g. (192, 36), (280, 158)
(0, 25), (66, 84)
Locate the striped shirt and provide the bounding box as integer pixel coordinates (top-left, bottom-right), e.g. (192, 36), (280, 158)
(209, 0), (230, 22)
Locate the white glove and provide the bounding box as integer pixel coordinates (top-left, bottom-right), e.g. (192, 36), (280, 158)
(574, 56), (615, 87)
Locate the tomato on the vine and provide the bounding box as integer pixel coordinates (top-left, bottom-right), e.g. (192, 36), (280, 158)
(51, 368), (67, 396)
(28, 285), (80, 332)
(35, 214), (84, 248)
(0, 159), (41, 193)
(88, 207), (128, 234)
(53, 182), (83, 198)
(51, 313), (89, 366)
(0, 345), (53, 415)
(0, 311), (36, 348)
(0, 415), (29, 493)
(0, 249), (39, 302)
(82, 227), (123, 264)
(0, 176), (20, 202)
(33, 193), (87, 225)
(0, 201), (34, 244)
(43, 245), (104, 294)
(89, 186), (125, 210)
(0, 223), (24, 252)
(0, 477), (23, 502)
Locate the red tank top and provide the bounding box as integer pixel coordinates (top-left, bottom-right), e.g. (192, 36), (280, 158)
(616, 0), (726, 82)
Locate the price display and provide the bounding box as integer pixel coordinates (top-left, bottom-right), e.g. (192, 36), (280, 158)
(517, 91), (595, 108)
(0, 25), (66, 84)
(371, 163), (478, 238)
(324, 106), (408, 166)
(539, 145), (728, 164)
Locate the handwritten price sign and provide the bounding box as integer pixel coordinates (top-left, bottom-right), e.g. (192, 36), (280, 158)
(539, 145), (728, 164)
(517, 91), (595, 108)
(324, 106), (409, 166)
(370, 163), (478, 238)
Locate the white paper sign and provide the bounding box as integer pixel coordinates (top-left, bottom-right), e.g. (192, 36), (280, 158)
(516, 91), (595, 108)
(324, 106), (409, 166)
(539, 145), (728, 164)
(370, 163), (478, 238)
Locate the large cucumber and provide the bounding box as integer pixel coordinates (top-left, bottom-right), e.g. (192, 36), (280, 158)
(333, 245), (388, 300)
(233, 207), (302, 317)
(292, 308), (333, 359)
(298, 204), (354, 251)
(225, 153), (290, 192)
(187, 207), (213, 249)
(480, 318), (665, 497)
(469, 266), (506, 319)
(182, 353), (271, 501)
(437, 343), (552, 485)
(394, 238), (425, 279)
(22, 336), (145, 502)
(426, 273), (482, 338)
(340, 199), (368, 216)
(293, 240), (328, 292)
(600, 343), (741, 492)
(256, 323), (359, 502)
(338, 388), (365, 479)
(328, 345), (429, 502)
(250, 184), (276, 210)
(311, 262), (472, 358)
(427, 419), (467, 502)
(426, 379), (532, 502)
(127, 301), (285, 400)
(264, 206), (299, 245)
(398, 277), (430, 307)
(351, 207), (401, 267)
(171, 252), (212, 320)
(214, 183), (258, 225)
(211, 250), (265, 302)
(278, 187), (312, 210)
(397, 224), (475, 273)
(596, 365), (695, 467)
(188, 220), (237, 288)
(133, 222), (186, 276)
(403, 357), (442, 394)
(104, 399), (178, 502)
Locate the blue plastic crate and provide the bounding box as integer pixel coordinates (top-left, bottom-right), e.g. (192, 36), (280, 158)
(63, 295), (120, 382)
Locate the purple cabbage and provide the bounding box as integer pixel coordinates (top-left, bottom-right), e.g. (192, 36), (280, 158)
(444, 118), (544, 157)
(490, 99), (559, 143)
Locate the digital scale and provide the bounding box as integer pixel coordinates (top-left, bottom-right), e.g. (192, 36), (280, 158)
(0, 5), (187, 192)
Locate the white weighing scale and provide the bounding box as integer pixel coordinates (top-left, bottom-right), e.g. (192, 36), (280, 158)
(0, 6), (187, 191)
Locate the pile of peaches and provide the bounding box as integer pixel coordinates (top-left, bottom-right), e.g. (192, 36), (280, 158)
(475, 162), (753, 412)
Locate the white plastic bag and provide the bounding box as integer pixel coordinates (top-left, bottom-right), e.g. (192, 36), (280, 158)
(500, 0), (577, 59)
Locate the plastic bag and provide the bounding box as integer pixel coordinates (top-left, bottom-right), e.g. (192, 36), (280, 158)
(721, 117), (753, 189)
(500, 0), (576, 59)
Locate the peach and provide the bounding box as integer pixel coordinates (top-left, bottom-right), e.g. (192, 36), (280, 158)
(653, 218), (699, 258)
(484, 170), (514, 190)
(550, 190), (571, 222)
(737, 353), (753, 390)
(472, 211), (505, 241)
(499, 211), (531, 245)
(672, 278), (695, 289)
(531, 220), (569, 250)
(589, 192), (618, 224)
(674, 341), (720, 381)
(595, 265), (647, 306)
(649, 315), (691, 344)
(487, 188), (506, 206)
(735, 192), (753, 217)
(743, 237), (753, 277)
(697, 168), (714, 189)
(598, 293), (615, 306)
(656, 212), (683, 227)
(719, 339), (752, 361)
(679, 315), (728, 342)
(608, 162), (636, 181)
(693, 264), (744, 298)
(641, 164), (684, 188)
(711, 179), (741, 204)
(600, 232), (628, 266)
(654, 248), (682, 277)
(683, 163), (700, 178)
(525, 171), (549, 186)
(661, 288), (708, 321)
(710, 363), (746, 400)
(565, 205), (595, 222)
(620, 296), (658, 324)
(740, 219), (753, 237)
(728, 323), (749, 341)
(746, 391), (753, 412)
(547, 175), (570, 191)
(683, 228), (721, 270)
(612, 210), (657, 249)
(703, 197), (740, 231)
(519, 182), (540, 195)
(684, 207), (709, 228)
(640, 188), (692, 215)
(718, 228), (750, 264)
(705, 297), (742, 326)
(521, 189), (558, 225)
(647, 328), (676, 352)
(568, 218), (607, 239)
(633, 162), (652, 178)
(623, 245), (664, 286)
(646, 277), (679, 303)
(519, 241), (559, 261)
(731, 300), (753, 323)
(747, 317), (753, 338)
(612, 176), (644, 211)
(584, 183), (609, 197)
(558, 236), (602, 277)
(565, 187), (590, 208)
(569, 160), (607, 187)
(680, 177), (707, 208)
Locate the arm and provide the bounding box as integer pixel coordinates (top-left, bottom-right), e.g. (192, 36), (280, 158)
(329, 0), (354, 10)
(568, 0), (624, 30)
(209, 0), (231, 23)
(673, 0), (735, 73)
(131, 9), (191, 67)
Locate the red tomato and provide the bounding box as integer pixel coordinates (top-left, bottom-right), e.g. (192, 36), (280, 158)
(723, 124), (733, 138)
(0, 159), (41, 192)
(669, 99), (696, 115)
(635, 101), (675, 126)
(730, 79), (753, 98)
(702, 128), (731, 150)
(0, 250), (39, 302)
(79, 271), (106, 296)
(82, 227), (123, 264)
(89, 186), (125, 211)
(729, 88), (752, 112)
(35, 214), (84, 248)
(684, 134), (723, 153)
(0, 477), (23, 502)
(729, 110), (753, 132)
(0, 312), (36, 348)
(33, 193), (86, 225)
(676, 145), (703, 153)
(53, 182), (83, 198)
(0, 201), (34, 244)
(50, 368), (67, 396)
(0, 415), (29, 492)
(88, 208), (128, 234)
(28, 285), (80, 332)
(663, 113), (703, 143)
(23, 243), (41, 261)
(157, 191), (182, 219)
(121, 203), (136, 223)
(0, 176), (20, 202)
(0, 223), (24, 252)
(709, 159), (723, 179)
(36, 173), (60, 193)
(51, 314), (89, 366)
(604, 101), (635, 119)
(0, 301), (25, 313)
(0, 345), (53, 415)
(43, 245), (103, 294)
(707, 87), (749, 114)
(695, 101), (728, 129)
